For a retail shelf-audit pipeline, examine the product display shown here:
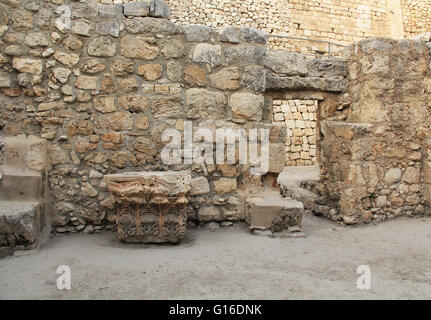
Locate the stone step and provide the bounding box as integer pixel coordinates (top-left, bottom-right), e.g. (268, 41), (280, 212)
(0, 167), (42, 201)
(245, 194), (304, 233)
(277, 165), (319, 210)
(0, 201), (41, 253)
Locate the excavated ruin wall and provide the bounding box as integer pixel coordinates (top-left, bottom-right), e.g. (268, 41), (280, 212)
(318, 39), (431, 224)
(0, 0), (348, 233)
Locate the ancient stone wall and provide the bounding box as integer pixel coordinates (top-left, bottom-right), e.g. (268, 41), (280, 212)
(402, 0), (431, 37)
(318, 39), (431, 224)
(0, 0), (347, 233)
(96, 0), (403, 55)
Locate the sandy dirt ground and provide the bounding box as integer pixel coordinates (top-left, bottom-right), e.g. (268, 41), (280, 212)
(1, 215), (431, 300)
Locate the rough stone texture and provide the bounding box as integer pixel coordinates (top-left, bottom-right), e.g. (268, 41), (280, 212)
(246, 196), (303, 231)
(208, 67), (240, 91)
(318, 39), (431, 224)
(120, 35), (159, 60)
(185, 88), (226, 119)
(192, 44), (221, 68)
(185, 24), (212, 42)
(230, 92), (264, 123)
(87, 37), (117, 57)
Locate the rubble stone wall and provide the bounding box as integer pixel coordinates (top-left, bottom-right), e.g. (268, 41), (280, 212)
(318, 39), (431, 224)
(0, 0), (348, 233)
(402, 0), (431, 37)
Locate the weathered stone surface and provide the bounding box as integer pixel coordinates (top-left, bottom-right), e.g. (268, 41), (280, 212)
(138, 64), (163, 81)
(124, 17), (175, 34)
(241, 66), (266, 92)
(269, 143), (286, 173)
(87, 36), (117, 57)
(192, 44), (221, 67)
(402, 167), (420, 184)
(186, 24), (212, 42)
(110, 151), (128, 168)
(0, 201), (40, 250)
(63, 35), (83, 52)
(81, 182), (98, 198)
(247, 197), (303, 230)
(38, 101), (64, 111)
(98, 4), (123, 18)
(151, 96), (183, 118)
(80, 59), (106, 74)
(72, 20), (93, 37)
(100, 77), (116, 94)
(96, 112), (134, 131)
(198, 206), (222, 222)
(208, 67), (240, 90)
(54, 51), (80, 67)
(230, 92), (264, 122)
(4, 45), (25, 56)
(161, 38), (184, 59)
(13, 58), (42, 74)
(225, 45), (266, 64)
(75, 75), (98, 90)
(118, 94), (149, 113)
(219, 26), (241, 44)
(136, 116), (150, 130)
(308, 58), (348, 79)
(37, 8), (52, 29)
(0, 74), (11, 88)
(24, 32), (49, 47)
(120, 35), (159, 60)
(110, 58), (134, 76)
(118, 77), (138, 93)
(96, 21), (120, 38)
(149, 0), (171, 18)
(264, 51), (308, 76)
(185, 88), (226, 119)
(184, 65), (207, 87)
(385, 168), (402, 184)
(12, 10), (33, 30)
(123, 2), (150, 17)
(191, 177), (211, 195)
(52, 67), (71, 84)
(166, 61), (182, 82)
(94, 96), (116, 113)
(241, 27), (267, 44)
(213, 178), (237, 195)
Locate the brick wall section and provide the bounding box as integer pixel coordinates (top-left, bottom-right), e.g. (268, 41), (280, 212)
(402, 0), (431, 36)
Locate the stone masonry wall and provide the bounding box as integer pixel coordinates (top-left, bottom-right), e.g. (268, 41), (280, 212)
(0, 0), (347, 233)
(402, 0), (431, 37)
(96, 0), (407, 56)
(318, 39), (431, 224)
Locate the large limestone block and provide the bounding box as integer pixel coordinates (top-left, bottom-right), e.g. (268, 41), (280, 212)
(185, 88), (226, 119)
(121, 35), (159, 60)
(12, 57), (43, 74)
(230, 92), (264, 123)
(246, 196), (303, 231)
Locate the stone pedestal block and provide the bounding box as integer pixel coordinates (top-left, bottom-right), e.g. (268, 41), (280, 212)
(105, 171), (191, 243)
